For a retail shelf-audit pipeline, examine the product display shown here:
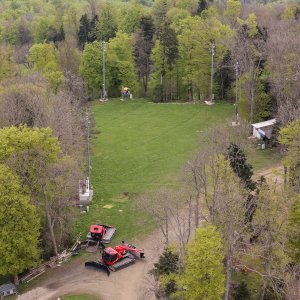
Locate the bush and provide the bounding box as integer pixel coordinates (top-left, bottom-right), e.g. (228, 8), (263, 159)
(233, 281), (251, 300)
(150, 248), (179, 299)
(152, 84), (164, 102)
(150, 248), (179, 278)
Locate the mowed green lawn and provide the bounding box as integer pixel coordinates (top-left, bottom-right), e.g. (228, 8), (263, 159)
(76, 99), (233, 240)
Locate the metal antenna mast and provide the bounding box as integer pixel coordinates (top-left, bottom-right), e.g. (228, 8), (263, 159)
(234, 62), (239, 124)
(86, 112), (91, 186)
(210, 43), (215, 104)
(102, 41), (107, 100)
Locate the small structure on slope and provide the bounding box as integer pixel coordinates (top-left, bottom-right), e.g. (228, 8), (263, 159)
(0, 283), (17, 298)
(79, 177), (93, 206)
(252, 119), (276, 140)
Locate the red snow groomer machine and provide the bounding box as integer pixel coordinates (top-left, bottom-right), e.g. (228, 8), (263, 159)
(85, 241), (145, 275)
(85, 224), (116, 252)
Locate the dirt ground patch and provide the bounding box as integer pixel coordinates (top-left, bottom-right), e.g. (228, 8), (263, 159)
(254, 165), (284, 185)
(17, 231), (165, 300)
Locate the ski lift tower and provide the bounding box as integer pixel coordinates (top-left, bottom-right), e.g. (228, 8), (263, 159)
(79, 113), (93, 206)
(205, 43), (215, 106)
(232, 62), (240, 126)
(101, 41), (108, 101)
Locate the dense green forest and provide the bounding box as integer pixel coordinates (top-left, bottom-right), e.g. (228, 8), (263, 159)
(0, 0), (299, 121)
(0, 0), (299, 299)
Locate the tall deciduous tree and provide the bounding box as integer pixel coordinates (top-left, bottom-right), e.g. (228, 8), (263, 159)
(18, 18), (33, 45)
(0, 81), (48, 127)
(176, 14), (233, 101)
(88, 0), (98, 17)
(175, 226), (225, 300)
(184, 121), (250, 227)
(79, 41), (103, 97)
(0, 74), (85, 157)
(279, 118), (300, 191)
(107, 32), (137, 96)
(118, 3), (147, 35)
(0, 126), (62, 255)
(223, 0), (241, 25)
(266, 19), (300, 125)
(0, 164), (40, 284)
(234, 13), (266, 123)
(34, 17), (51, 43)
(46, 24), (65, 44)
(64, 3), (81, 38)
(251, 183), (293, 299)
(0, 45), (18, 82)
(95, 3), (117, 42)
(40, 157), (82, 256)
(185, 153), (248, 300)
(287, 199), (300, 263)
(28, 43), (64, 92)
(57, 37), (81, 74)
(137, 187), (175, 246)
(211, 156), (248, 300)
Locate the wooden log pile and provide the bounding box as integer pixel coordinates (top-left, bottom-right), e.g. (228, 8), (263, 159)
(19, 237), (82, 283)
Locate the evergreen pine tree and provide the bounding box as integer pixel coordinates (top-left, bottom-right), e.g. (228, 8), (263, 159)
(227, 143), (256, 191)
(156, 17), (179, 101)
(197, 0), (208, 14)
(233, 281), (251, 300)
(88, 15), (98, 43)
(78, 14), (90, 49)
(151, 248), (179, 278)
(227, 143), (257, 222)
(164, 22), (178, 70)
(46, 26), (58, 43)
(134, 16), (155, 95)
(58, 24), (65, 42)
(150, 248), (179, 298)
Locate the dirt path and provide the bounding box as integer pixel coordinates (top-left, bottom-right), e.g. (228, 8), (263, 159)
(17, 231), (165, 300)
(254, 165), (284, 185)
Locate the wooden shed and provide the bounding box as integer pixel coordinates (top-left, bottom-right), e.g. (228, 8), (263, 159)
(0, 283), (17, 298)
(252, 119), (276, 139)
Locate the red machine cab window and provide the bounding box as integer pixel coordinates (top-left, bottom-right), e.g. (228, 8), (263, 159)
(103, 247), (118, 263)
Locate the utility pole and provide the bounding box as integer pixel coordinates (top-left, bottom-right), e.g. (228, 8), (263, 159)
(86, 112), (91, 187)
(205, 43), (215, 106)
(234, 62), (239, 124)
(210, 43), (215, 103)
(102, 41), (107, 100)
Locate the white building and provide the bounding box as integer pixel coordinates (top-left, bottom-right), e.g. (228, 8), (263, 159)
(79, 177), (93, 205)
(252, 119), (276, 139)
(0, 283), (17, 298)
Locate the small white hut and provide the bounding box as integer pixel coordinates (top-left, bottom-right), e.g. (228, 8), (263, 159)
(0, 283), (17, 298)
(252, 119), (276, 139)
(79, 177), (93, 205)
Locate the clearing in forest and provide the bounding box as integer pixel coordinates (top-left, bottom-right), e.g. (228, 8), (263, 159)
(76, 99), (233, 240)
